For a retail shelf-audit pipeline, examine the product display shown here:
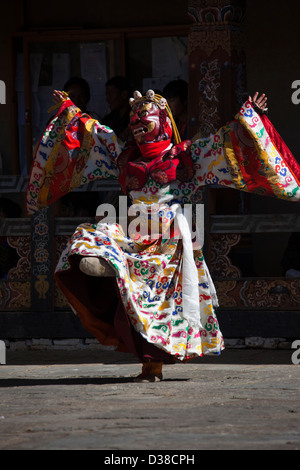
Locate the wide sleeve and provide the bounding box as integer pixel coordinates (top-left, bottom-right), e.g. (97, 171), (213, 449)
(26, 99), (125, 215)
(190, 100), (300, 202)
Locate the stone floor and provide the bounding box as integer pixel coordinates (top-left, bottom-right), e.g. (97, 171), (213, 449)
(0, 348), (299, 450)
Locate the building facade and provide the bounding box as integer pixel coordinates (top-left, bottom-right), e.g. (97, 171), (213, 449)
(0, 0), (300, 341)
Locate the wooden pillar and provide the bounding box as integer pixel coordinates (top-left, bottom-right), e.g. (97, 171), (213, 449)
(187, 0), (247, 270)
(188, 0), (247, 139)
(30, 207), (54, 312)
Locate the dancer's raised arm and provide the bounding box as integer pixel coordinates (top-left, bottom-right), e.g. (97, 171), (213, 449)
(26, 90), (125, 215)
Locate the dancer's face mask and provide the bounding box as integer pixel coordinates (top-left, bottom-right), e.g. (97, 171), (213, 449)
(130, 101), (167, 145)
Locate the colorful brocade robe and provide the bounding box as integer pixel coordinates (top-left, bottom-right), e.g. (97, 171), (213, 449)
(26, 100), (300, 361)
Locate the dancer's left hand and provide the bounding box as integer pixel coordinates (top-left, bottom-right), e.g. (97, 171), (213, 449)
(52, 90), (68, 103)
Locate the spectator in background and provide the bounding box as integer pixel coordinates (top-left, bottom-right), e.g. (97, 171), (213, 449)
(103, 76), (133, 142)
(163, 79), (188, 140)
(102, 76), (133, 208)
(282, 233), (300, 278)
(63, 77), (91, 114)
(0, 197), (22, 219)
(50, 77), (97, 125)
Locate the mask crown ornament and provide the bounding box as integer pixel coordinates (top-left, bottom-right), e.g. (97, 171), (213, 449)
(129, 89), (167, 111)
(129, 89), (181, 145)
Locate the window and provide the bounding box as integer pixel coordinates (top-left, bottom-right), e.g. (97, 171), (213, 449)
(11, 26), (189, 175)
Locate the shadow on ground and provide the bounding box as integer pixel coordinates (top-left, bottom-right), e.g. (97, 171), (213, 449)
(4, 348), (293, 366)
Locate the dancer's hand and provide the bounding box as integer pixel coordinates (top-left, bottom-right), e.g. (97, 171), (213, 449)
(52, 90), (68, 103)
(249, 92), (268, 113)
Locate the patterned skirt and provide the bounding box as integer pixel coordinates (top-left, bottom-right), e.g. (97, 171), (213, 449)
(55, 220), (224, 363)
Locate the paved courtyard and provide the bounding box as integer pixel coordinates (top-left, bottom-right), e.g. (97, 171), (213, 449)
(0, 349), (299, 450)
